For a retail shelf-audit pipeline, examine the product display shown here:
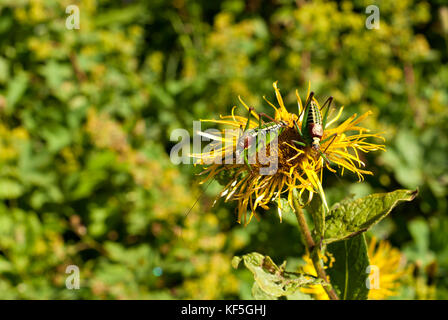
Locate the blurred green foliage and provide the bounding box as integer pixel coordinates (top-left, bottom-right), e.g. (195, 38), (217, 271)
(0, 0), (447, 299)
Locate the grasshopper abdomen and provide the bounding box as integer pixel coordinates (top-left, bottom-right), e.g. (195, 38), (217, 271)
(306, 101), (324, 150)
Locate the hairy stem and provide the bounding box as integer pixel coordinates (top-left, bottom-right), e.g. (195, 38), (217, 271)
(292, 194), (339, 300)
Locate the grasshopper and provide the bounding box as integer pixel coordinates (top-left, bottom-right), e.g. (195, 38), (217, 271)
(236, 107), (288, 171)
(292, 92), (337, 164)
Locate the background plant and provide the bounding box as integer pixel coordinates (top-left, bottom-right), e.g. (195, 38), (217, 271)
(0, 0), (446, 299)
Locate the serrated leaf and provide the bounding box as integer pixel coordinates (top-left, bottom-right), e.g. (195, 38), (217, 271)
(233, 252), (323, 298)
(327, 234), (370, 300)
(324, 189), (418, 244)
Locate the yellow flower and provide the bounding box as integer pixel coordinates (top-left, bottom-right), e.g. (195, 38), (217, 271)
(192, 82), (385, 224)
(367, 237), (408, 300)
(300, 251), (335, 300)
(300, 237), (408, 300)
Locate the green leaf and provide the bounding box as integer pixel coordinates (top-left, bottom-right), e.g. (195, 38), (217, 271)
(231, 256), (242, 269)
(403, 218), (435, 266)
(41, 125), (72, 153)
(94, 5), (148, 27)
(6, 71), (28, 113)
(324, 189), (418, 244)
(327, 234), (370, 300)
(0, 57), (9, 84)
(286, 290), (314, 300)
(251, 282), (277, 300)
(39, 61), (72, 90)
(0, 179), (24, 199)
(232, 252), (323, 299)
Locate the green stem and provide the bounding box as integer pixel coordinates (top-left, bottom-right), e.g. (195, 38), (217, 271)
(292, 193), (339, 300)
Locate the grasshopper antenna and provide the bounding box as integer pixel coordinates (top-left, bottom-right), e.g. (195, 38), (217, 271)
(183, 178), (215, 219)
(177, 177), (215, 242)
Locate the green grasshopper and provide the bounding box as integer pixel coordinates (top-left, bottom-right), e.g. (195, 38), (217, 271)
(291, 92), (337, 164)
(236, 107), (288, 171)
(236, 93), (337, 171)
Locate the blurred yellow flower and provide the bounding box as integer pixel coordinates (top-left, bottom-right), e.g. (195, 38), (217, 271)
(367, 237), (408, 300)
(192, 82), (385, 224)
(300, 237), (408, 300)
